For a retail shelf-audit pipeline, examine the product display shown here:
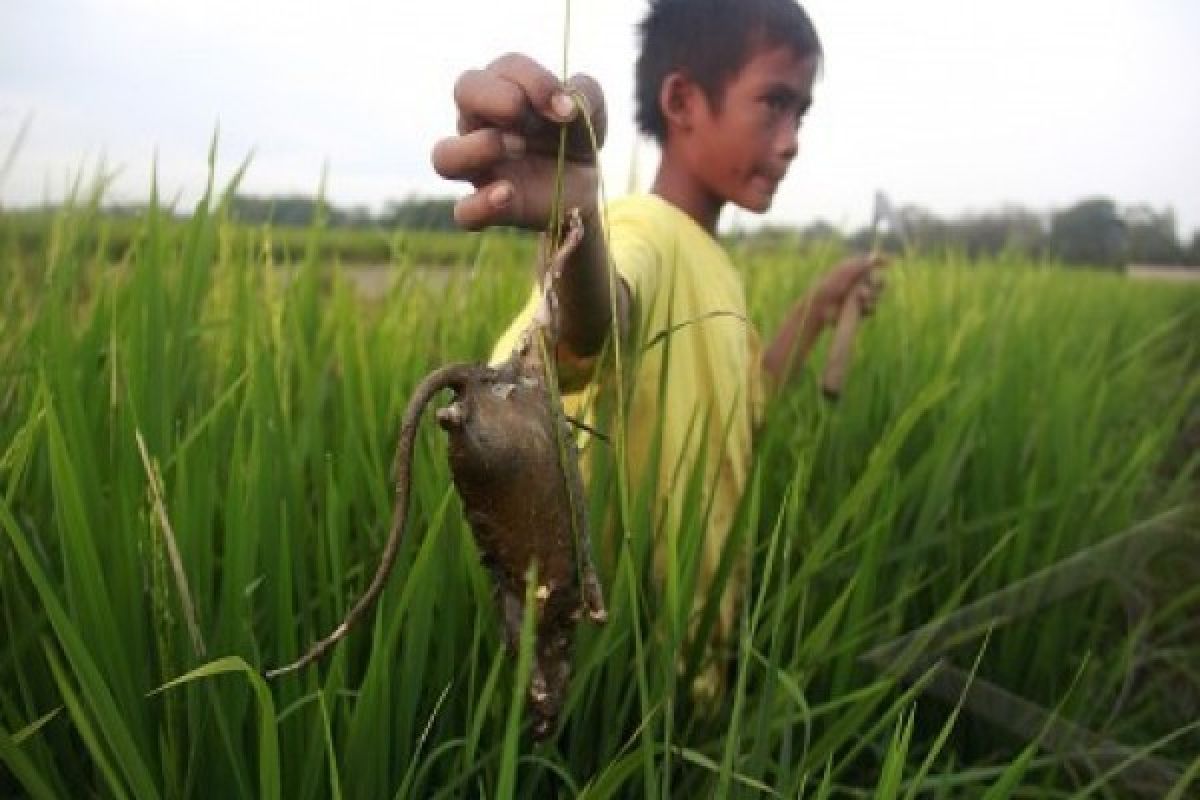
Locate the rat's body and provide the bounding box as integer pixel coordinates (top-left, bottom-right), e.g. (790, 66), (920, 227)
(437, 329), (606, 737)
(268, 210), (606, 740)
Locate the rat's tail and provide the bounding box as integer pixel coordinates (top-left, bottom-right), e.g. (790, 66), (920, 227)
(266, 362), (477, 680)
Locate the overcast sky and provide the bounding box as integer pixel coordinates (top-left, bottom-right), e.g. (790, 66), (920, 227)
(2, 0), (1198, 234)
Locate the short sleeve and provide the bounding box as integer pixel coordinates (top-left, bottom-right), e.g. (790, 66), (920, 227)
(487, 196), (670, 391)
(488, 286), (540, 366)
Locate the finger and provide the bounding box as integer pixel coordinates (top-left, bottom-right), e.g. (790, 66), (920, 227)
(849, 254), (882, 280)
(487, 52), (576, 121)
(432, 129), (525, 181)
(454, 67), (547, 134)
(839, 253), (887, 292)
(826, 258), (870, 296)
(484, 51), (583, 133)
(560, 73), (607, 157)
(490, 70), (606, 162)
(456, 59), (597, 161)
(453, 179), (519, 231)
(455, 59), (605, 163)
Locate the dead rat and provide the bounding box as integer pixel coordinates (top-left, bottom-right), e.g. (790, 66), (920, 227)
(267, 208), (607, 740)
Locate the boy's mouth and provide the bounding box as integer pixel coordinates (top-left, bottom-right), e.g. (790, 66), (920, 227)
(750, 171), (782, 196)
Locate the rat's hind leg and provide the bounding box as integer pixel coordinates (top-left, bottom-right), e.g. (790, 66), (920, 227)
(529, 627), (571, 741)
(580, 557), (607, 623)
(571, 478), (607, 623)
(498, 586), (524, 652)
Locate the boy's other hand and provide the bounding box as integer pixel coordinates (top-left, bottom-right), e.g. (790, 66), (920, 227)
(809, 254), (888, 327)
(432, 53), (607, 231)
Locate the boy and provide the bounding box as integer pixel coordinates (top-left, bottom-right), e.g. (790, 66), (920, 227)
(431, 0), (883, 693)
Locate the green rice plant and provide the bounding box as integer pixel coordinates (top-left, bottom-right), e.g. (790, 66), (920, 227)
(0, 147), (1197, 799)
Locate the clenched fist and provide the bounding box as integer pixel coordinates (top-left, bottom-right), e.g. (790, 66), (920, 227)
(431, 53), (607, 231)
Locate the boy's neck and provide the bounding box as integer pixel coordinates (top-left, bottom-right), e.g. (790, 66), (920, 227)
(650, 158), (724, 236)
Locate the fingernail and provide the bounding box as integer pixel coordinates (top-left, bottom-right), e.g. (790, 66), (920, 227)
(489, 183), (513, 207)
(551, 92), (575, 120)
(501, 132), (525, 158)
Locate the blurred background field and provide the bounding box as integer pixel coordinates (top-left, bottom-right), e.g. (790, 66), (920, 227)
(0, 175), (1197, 798)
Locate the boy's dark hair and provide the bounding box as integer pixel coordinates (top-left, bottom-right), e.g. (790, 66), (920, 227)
(635, 0), (822, 144)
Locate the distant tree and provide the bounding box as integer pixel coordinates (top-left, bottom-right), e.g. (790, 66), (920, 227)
(105, 203), (154, 219)
(220, 193), (463, 230)
(956, 207), (1045, 258)
(1123, 204), (1183, 265)
(896, 206), (948, 253)
(1190, 231), (1200, 265)
(725, 223), (804, 254)
(847, 205), (948, 254)
(796, 220), (842, 245)
(1047, 197), (1125, 268)
(332, 205), (375, 229)
(230, 194), (325, 227)
(380, 196), (457, 230)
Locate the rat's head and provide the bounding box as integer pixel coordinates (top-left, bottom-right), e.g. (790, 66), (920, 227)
(435, 369), (550, 485)
(635, 0), (821, 213)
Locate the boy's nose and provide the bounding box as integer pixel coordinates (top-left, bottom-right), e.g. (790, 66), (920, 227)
(775, 124), (799, 162)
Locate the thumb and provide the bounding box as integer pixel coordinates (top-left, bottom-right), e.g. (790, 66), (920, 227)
(564, 74), (606, 149)
(530, 73), (607, 163)
(840, 253), (885, 287)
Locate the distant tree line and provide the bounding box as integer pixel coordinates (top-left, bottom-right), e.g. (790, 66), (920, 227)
(38, 192), (1195, 269)
(742, 197), (1199, 269)
(225, 193), (1195, 269)
(227, 194), (458, 231)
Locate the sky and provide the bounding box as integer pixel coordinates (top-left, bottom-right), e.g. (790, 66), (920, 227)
(2, 0), (1198, 235)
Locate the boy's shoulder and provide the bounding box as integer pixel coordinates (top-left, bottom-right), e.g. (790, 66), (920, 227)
(605, 193), (675, 229)
(604, 193), (742, 311)
(605, 194), (726, 261)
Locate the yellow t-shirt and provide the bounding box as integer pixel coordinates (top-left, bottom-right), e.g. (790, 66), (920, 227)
(490, 193), (765, 645)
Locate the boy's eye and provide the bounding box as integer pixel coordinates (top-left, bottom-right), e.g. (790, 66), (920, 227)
(763, 93), (789, 113)
(761, 92), (809, 129)
(761, 89), (810, 114)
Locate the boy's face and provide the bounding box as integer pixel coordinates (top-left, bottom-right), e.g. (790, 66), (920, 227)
(687, 44), (817, 213)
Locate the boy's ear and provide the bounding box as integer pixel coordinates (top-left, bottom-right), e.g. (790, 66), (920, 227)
(659, 71), (702, 133)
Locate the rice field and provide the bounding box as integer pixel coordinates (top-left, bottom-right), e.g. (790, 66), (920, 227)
(0, 175), (1198, 798)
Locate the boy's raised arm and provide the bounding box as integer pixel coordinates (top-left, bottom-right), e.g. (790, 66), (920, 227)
(431, 53), (629, 367)
(762, 254), (886, 389)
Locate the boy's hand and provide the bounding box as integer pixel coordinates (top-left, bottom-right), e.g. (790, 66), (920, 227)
(432, 53), (607, 231)
(763, 254), (888, 389)
(807, 254), (887, 327)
